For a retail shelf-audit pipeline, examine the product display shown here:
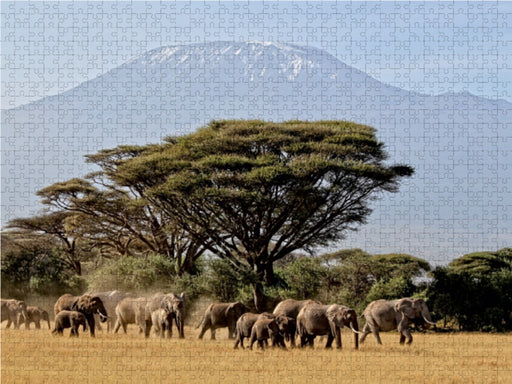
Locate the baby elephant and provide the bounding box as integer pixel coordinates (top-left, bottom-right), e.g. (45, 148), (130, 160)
(249, 317), (280, 350)
(52, 310), (87, 337)
(23, 306), (51, 330)
(151, 308), (174, 338)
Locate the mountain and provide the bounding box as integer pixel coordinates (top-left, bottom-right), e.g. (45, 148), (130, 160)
(2, 41), (511, 258)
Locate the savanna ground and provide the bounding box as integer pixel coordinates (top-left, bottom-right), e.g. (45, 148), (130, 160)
(2, 323), (511, 384)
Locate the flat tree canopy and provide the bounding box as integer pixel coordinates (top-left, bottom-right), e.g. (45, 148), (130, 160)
(116, 120), (414, 309)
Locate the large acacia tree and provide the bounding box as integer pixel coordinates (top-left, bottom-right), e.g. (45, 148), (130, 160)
(117, 120), (414, 310)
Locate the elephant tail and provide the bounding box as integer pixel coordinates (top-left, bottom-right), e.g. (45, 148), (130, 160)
(195, 312), (206, 329)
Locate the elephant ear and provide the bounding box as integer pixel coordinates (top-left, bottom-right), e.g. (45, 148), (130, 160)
(76, 295), (93, 313)
(70, 298), (80, 311)
(326, 305), (341, 335)
(395, 298), (415, 319)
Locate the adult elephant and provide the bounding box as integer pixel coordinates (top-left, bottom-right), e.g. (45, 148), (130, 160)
(87, 290), (133, 332)
(297, 302), (360, 349)
(54, 294), (108, 337)
(145, 292), (186, 338)
(360, 298), (436, 345)
(272, 299), (319, 346)
(197, 301), (248, 340)
(1, 299), (28, 329)
(113, 297), (149, 335)
(22, 306), (51, 330)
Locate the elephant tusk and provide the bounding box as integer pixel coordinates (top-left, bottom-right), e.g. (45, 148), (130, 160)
(422, 315), (436, 326)
(349, 323), (363, 334)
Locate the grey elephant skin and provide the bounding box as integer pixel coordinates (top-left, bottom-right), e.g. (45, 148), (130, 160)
(114, 296), (149, 334)
(151, 308), (174, 338)
(21, 306), (51, 330)
(272, 299), (319, 346)
(52, 310), (87, 337)
(249, 317), (281, 350)
(1, 299), (28, 329)
(145, 292), (186, 338)
(297, 303), (359, 349)
(54, 294), (108, 337)
(87, 290), (133, 332)
(360, 298), (435, 345)
(234, 312), (275, 349)
(197, 302), (248, 340)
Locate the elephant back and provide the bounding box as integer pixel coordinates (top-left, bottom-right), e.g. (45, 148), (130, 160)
(54, 294), (78, 315)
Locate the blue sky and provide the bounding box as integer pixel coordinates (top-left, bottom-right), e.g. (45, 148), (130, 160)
(2, 1), (511, 109)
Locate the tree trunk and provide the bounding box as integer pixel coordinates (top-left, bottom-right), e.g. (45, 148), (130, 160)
(252, 281), (266, 312)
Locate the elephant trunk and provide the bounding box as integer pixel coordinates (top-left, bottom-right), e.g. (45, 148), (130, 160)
(350, 319), (359, 349)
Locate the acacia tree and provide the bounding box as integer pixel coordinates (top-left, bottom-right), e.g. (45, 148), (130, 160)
(35, 145), (208, 275)
(117, 120), (414, 310)
(6, 211), (85, 275)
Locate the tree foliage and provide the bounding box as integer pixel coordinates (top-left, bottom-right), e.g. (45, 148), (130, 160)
(116, 120), (413, 309)
(427, 248), (512, 331)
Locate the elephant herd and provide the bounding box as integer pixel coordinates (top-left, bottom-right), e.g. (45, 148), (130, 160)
(1, 299), (50, 330)
(196, 297), (435, 350)
(1, 293), (436, 349)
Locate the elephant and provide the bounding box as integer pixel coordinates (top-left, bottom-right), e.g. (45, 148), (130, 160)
(151, 308), (174, 338)
(297, 302), (360, 349)
(197, 301), (248, 340)
(87, 290), (133, 332)
(113, 297), (149, 334)
(234, 312), (292, 349)
(1, 299), (28, 329)
(272, 299), (319, 346)
(359, 298), (436, 345)
(54, 294), (108, 337)
(145, 292), (186, 338)
(21, 306), (51, 330)
(249, 317), (281, 350)
(234, 312), (274, 349)
(52, 310), (87, 337)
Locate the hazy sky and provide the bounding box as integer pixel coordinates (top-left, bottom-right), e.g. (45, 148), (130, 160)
(2, 1), (511, 109)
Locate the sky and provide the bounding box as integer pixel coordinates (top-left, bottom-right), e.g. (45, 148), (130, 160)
(2, 1), (511, 109)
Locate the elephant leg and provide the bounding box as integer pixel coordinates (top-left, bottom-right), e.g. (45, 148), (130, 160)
(371, 327), (382, 345)
(35, 320), (41, 330)
(290, 332), (296, 347)
(249, 333), (257, 350)
(113, 319), (121, 333)
(228, 325), (236, 340)
(258, 339), (265, 350)
(359, 323), (371, 343)
(88, 316), (96, 337)
(399, 334), (406, 344)
(197, 323), (208, 339)
(233, 337), (240, 349)
(210, 327), (216, 340)
(403, 329), (413, 344)
(325, 333), (334, 349)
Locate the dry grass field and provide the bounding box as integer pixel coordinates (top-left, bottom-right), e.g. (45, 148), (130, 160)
(2, 324), (511, 384)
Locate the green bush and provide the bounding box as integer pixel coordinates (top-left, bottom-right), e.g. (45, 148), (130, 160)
(1, 248), (82, 297)
(365, 276), (416, 304)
